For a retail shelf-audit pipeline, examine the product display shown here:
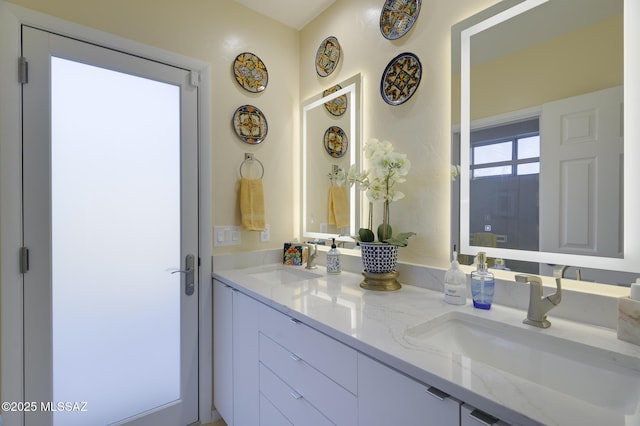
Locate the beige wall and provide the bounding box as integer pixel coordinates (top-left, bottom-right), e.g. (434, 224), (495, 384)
(7, 0), (301, 256)
(452, 13), (624, 124)
(300, 0), (498, 265)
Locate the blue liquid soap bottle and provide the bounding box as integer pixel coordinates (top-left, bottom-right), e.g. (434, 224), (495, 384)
(471, 252), (494, 309)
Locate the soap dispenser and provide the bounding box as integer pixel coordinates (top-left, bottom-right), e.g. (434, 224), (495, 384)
(444, 245), (467, 305)
(326, 238), (341, 274)
(471, 252), (495, 310)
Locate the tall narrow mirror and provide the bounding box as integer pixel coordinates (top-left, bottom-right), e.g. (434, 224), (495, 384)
(302, 74), (361, 242)
(452, 0), (640, 284)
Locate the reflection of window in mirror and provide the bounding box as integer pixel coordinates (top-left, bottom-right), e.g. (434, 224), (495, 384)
(467, 118), (541, 273)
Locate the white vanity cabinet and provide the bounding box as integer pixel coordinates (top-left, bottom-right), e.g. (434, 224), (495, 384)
(358, 353), (461, 426)
(213, 279), (260, 426)
(213, 280), (233, 424)
(214, 277), (513, 426)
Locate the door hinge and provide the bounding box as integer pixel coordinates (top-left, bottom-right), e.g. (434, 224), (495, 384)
(189, 70), (200, 87)
(20, 247), (30, 274)
(19, 56), (28, 84)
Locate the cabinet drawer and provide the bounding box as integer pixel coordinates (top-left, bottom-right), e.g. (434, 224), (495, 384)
(258, 302), (357, 394)
(260, 333), (357, 425)
(358, 354), (460, 426)
(260, 394), (293, 426)
(259, 363), (334, 426)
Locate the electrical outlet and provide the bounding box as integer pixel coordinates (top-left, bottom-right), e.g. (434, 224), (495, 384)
(320, 223), (328, 233)
(260, 224), (270, 242)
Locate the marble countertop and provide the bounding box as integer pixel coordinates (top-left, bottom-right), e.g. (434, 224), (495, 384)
(213, 263), (640, 426)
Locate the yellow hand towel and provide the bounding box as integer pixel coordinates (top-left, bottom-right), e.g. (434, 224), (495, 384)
(328, 184), (349, 229)
(239, 177), (265, 231)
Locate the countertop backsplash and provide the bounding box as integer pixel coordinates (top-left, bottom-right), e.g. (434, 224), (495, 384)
(212, 247), (629, 330)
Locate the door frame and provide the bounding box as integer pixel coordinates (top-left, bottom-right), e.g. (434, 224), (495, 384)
(0, 2), (213, 425)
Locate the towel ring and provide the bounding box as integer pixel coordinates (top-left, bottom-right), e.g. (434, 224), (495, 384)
(240, 153), (264, 179)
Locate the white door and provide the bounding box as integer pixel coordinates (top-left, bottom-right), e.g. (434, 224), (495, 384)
(22, 27), (199, 426)
(539, 86), (623, 258)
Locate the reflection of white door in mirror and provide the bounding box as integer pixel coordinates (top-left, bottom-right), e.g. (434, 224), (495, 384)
(540, 86), (623, 258)
(302, 74), (361, 243)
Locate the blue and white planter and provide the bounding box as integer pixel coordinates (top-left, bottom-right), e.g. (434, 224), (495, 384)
(360, 242), (398, 274)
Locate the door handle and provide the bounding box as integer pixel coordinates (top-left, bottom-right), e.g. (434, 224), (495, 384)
(171, 254), (195, 296)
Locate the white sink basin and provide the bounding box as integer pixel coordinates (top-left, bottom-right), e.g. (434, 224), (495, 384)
(249, 265), (321, 284)
(404, 312), (640, 412)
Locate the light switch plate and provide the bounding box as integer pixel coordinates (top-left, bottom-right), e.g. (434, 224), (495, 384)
(260, 224), (270, 242)
(214, 226), (241, 246)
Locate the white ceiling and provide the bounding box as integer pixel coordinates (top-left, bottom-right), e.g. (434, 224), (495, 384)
(233, 0), (336, 30)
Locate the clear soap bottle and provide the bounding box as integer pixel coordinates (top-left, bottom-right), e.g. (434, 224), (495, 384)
(444, 245), (467, 305)
(471, 252), (494, 309)
(326, 238), (341, 274)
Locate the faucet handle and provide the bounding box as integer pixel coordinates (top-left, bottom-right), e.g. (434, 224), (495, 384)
(515, 274), (541, 285)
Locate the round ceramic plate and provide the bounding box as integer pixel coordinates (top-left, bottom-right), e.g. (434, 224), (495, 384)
(315, 36), (341, 77)
(233, 52), (268, 93)
(232, 105), (268, 144)
(380, 52), (422, 106)
(324, 126), (348, 158)
(379, 0), (421, 40)
(323, 84), (348, 116)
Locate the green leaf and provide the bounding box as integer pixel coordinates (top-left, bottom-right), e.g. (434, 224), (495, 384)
(357, 228), (375, 242)
(383, 232), (416, 247)
(377, 223), (392, 242)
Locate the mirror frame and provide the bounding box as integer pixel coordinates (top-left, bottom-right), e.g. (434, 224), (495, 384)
(456, 0), (640, 274)
(301, 73), (362, 242)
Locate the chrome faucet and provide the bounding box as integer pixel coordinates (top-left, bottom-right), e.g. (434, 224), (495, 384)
(304, 243), (318, 270)
(515, 274), (562, 328)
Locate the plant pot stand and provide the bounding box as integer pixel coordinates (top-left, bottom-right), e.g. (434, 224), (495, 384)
(360, 270), (401, 291)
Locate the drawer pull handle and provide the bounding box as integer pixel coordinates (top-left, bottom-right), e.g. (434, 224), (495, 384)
(425, 386), (449, 401)
(290, 391), (303, 400)
(468, 408), (499, 425)
(289, 353), (302, 362)
(288, 317), (301, 324)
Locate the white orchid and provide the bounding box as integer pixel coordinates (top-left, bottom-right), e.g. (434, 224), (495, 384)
(347, 139), (415, 246)
(349, 139), (411, 204)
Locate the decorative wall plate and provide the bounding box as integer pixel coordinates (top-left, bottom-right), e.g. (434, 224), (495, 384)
(323, 84), (348, 116)
(380, 52), (422, 106)
(324, 126), (348, 158)
(315, 36), (341, 77)
(379, 0), (421, 40)
(232, 105), (268, 144)
(233, 52), (268, 93)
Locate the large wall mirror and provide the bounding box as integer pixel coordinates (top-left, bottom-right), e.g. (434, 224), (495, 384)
(452, 0), (640, 285)
(302, 74), (362, 242)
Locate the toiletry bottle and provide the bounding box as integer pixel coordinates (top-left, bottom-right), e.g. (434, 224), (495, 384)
(326, 238), (341, 274)
(444, 245), (467, 305)
(471, 252), (494, 309)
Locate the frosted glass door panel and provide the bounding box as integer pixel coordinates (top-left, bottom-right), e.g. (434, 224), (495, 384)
(51, 57), (181, 426)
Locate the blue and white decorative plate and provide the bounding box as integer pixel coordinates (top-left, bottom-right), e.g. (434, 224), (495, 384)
(324, 126), (348, 158)
(315, 36), (341, 77)
(380, 52), (422, 105)
(232, 105), (268, 144)
(323, 84), (348, 116)
(379, 0), (422, 40)
(233, 52), (268, 93)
